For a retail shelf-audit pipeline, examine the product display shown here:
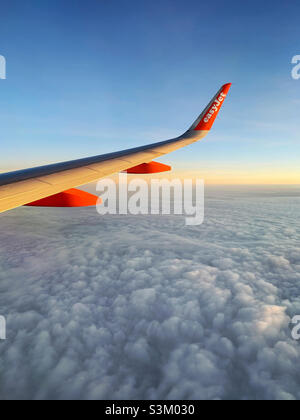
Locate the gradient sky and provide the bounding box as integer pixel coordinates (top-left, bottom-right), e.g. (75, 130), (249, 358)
(0, 0), (299, 184)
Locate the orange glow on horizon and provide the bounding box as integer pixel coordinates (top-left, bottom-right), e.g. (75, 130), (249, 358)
(105, 168), (300, 186)
(2, 165), (300, 186)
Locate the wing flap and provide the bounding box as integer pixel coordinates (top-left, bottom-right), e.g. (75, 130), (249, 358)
(37, 167), (101, 186)
(0, 178), (47, 199)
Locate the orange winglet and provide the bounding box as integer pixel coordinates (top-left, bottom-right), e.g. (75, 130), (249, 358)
(194, 83), (232, 131)
(25, 188), (101, 208)
(125, 161), (171, 174)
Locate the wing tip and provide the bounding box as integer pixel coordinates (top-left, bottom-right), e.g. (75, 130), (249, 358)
(192, 82), (232, 132)
(221, 82), (232, 92)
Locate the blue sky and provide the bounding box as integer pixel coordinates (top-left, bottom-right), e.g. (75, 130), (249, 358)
(0, 0), (299, 183)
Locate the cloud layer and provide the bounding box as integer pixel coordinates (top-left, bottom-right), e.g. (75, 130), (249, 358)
(0, 188), (300, 400)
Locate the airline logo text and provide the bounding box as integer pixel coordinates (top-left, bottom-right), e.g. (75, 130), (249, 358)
(203, 92), (226, 123)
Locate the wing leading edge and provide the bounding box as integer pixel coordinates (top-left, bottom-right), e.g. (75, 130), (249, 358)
(0, 83), (231, 213)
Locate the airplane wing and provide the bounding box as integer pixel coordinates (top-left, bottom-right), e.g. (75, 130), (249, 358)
(0, 83), (231, 213)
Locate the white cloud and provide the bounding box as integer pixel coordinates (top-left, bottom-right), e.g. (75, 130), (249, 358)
(0, 188), (300, 400)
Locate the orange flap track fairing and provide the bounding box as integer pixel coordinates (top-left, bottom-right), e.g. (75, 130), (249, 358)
(25, 188), (101, 208)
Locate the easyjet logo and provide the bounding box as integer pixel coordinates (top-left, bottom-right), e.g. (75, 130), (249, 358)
(203, 92), (226, 123)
